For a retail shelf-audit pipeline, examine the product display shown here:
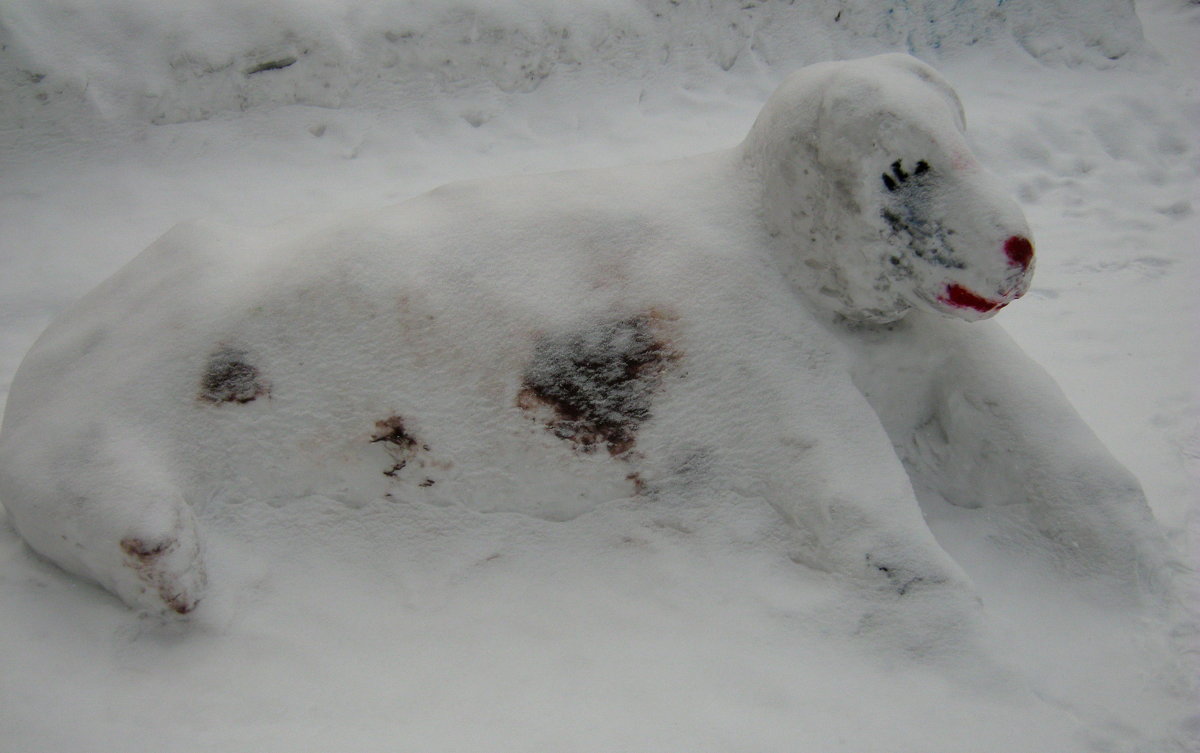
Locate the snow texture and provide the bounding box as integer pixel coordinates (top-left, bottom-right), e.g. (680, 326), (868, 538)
(0, 0), (1146, 130)
(0, 1), (1197, 751)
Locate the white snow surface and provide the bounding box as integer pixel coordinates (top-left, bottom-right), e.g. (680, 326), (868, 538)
(0, 1), (1197, 751)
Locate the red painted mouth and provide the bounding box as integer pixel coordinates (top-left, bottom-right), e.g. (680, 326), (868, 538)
(939, 283), (1008, 314)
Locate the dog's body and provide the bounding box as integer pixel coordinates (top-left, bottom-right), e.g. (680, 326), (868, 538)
(0, 55), (1163, 616)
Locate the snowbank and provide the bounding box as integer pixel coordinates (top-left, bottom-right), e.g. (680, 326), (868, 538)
(0, 0), (1147, 130)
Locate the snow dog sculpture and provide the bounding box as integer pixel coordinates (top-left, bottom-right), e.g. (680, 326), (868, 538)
(0, 54), (1165, 616)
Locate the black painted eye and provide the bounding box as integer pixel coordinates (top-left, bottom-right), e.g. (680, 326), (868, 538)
(881, 159), (931, 191)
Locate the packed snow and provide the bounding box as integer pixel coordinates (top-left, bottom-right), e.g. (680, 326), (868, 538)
(0, 1), (1197, 752)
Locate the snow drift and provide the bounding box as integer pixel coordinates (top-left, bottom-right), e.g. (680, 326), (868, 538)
(0, 0), (1146, 131)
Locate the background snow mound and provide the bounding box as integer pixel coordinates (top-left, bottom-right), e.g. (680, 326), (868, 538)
(0, 0), (1146, 128)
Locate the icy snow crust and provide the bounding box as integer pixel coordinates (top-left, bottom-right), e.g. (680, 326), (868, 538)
(0, 1), (1197, 751)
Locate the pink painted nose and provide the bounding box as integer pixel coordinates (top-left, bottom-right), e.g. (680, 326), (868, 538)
(1005, 236), (1034, 270)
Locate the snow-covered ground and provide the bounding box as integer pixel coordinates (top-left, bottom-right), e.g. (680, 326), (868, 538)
(0, 1), (1196, 750)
